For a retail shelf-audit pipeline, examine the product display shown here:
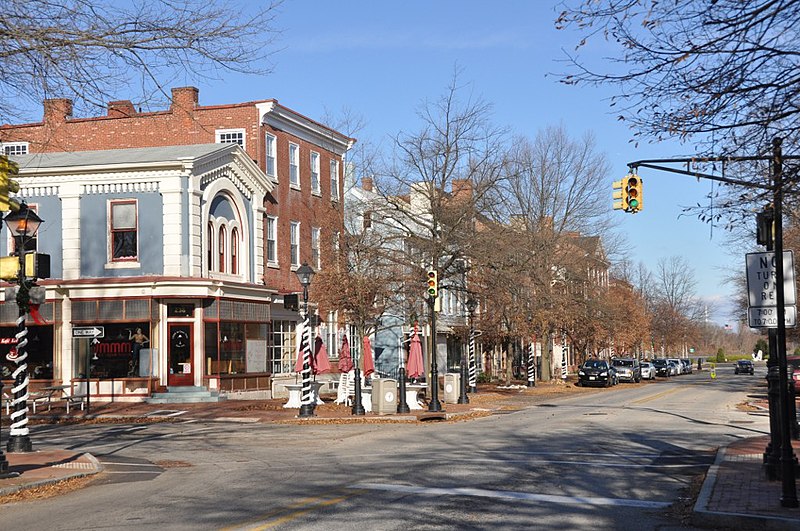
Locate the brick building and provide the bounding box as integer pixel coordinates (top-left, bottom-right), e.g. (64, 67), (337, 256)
(0, 88), (353, 401)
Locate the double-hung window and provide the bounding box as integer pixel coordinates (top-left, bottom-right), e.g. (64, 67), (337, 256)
(289, 143), (300, 188)
(1, 142), (28, 156)
(265, 133), (277, 179)
(311, 227), (321, 269)
(266, 216), (278, 265)
(290, 221), (300, 267)
(310, 152), (320, 194)
(330, 159), (340, 201)
(110, 200), (138, 262)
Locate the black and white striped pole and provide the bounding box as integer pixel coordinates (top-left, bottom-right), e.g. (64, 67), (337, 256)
(527, 340), (536, 387)
(466, 298), (478, 393)
(295, 263), (315, 419)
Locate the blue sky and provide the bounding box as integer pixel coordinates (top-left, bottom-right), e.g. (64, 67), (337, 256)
(178, 1), (740, 324)
(148, 2), (744, 324)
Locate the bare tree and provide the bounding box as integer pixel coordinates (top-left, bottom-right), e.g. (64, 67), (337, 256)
(0, 0), (281, 121)
(556, 0), (800, 157)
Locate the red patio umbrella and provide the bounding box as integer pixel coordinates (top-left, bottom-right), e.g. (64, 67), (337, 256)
(338, 334), (354, 372)
(407, 325), (424, 379)
(314, 335), (331, 375)
(362, 335), (375, 378)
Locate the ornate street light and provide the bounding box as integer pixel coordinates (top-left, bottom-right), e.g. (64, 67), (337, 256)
(5, 204), (43, 452)
(466, 297), (478, 393)
(295, 262), (315, 419)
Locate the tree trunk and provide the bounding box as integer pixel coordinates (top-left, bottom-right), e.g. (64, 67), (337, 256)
(541, 333), (552, 382)
(504, 340), (512, 386)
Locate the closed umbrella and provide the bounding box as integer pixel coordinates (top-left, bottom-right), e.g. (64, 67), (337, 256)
(338, 334), (354, 372)
(407, 325), (424, 380)
(314, 335), (331, 375)
(362, 335), (375, 378)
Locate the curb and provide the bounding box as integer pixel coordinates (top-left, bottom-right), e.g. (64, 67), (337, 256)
(692, 446), (800, 530)
(0, 453), (103, 497)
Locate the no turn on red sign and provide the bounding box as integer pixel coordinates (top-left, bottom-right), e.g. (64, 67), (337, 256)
(746, 251), (797, 328)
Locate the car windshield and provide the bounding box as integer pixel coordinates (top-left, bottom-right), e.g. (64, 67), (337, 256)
(612, 359), (633, 367)
(738, 361), (752, 366)
(653, 359), (667, 367)
(583, 360), (607, 369)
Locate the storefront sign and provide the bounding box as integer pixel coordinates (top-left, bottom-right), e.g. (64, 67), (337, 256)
(168, 304), (194, 317)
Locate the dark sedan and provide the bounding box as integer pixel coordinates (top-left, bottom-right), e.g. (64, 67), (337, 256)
(577, 359), (617, 387)
(735, 360), (755, 375)
(653, 358), (672, 377)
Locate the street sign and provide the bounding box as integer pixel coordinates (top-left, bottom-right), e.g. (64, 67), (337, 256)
(72, 326), (104, 338)
(748, 306), (797, 328)
(746, 251), (796, 307)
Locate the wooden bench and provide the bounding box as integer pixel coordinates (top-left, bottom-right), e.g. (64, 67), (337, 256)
(65, 394), (88, 413)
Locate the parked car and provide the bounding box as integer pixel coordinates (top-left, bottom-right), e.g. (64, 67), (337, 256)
(668, 361), (680, 376)
(735, 359), (755, 375)
(668, 358), (684, 374)
(577, 359), (617, 387)
(653, 358), (672, 377)
(640, 362), (656, 380)
(611, 358), (641, 383)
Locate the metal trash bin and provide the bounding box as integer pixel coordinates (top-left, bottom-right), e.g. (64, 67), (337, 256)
(444, 372), (460, 403)
(372, 378), (398, 415)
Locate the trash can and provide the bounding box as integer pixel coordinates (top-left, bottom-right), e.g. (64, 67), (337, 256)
(444, 372), (460, 403)
(372, 378), (398, 415)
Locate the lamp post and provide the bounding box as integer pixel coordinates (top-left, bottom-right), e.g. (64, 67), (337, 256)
(466, 298), (478, 393)
(5, 204), (43, 452)
(427, 295), (442, 412)
(395, 321), (410, 414)
(295, 262), (315, 419)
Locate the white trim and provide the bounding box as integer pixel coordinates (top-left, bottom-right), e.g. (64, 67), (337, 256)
(290, 220), (300, 267)
(1, 142), (29, 156)
(258, 102), (352, 156)
(265, 132), (277, 181)
(215, 128), (246, 149)
(289, 142), (300, 189)
(266, 215), (278, 267)
(310, 151), (321, 195)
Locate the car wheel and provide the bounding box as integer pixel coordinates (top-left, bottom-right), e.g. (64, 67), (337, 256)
(576, 380), (581, 387)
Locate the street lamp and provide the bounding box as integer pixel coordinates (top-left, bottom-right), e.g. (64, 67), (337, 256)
(295, 262), (315, 419)
(466, 297), (478, 394)
(5, 204), (43, 452)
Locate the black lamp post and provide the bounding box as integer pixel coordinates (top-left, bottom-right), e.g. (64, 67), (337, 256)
(457, 302), (471, 404)
(295, 262), (315, 419)
(5, 204), (42, 453)
(396, 322), (410, 414)
(351, 326), (366, 416)
(466, 298), (478, 393)
(427, 295), (442, 412)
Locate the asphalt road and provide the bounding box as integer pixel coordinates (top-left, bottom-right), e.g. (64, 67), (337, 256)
(1, 365), (768, 530)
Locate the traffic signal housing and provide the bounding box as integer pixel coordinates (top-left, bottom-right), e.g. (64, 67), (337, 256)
(625, 174), (643, 213)
(426, 269), (438, 298)
(0, 155), (20, 212)
(612, 179), (627, 211)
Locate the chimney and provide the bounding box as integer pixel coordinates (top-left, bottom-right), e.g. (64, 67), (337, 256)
(171, 87), (199, 112)
(43, 98), (73, 124)
(452, 179), (473, 200)
(107, 100), (136, 118)
(361, 177), (373, 192)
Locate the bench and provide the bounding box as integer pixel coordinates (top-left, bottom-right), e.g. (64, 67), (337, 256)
(65, 394), (87, 413)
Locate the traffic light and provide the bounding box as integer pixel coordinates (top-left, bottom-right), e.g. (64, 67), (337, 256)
(426, 269), (438, 298)
(625, 174), (643, 213)
(0, 155), (20, 212)
(612, 179), (627, 211)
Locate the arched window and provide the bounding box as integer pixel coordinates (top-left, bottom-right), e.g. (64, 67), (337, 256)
(207, 222), (214, 273)
(218, 226), (226, 273)
(231, 228), (239, 275)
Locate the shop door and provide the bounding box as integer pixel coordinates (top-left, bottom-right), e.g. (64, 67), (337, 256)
(168, 324), (193, 386)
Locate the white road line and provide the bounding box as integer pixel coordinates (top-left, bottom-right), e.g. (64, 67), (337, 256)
(98, 461), (162, 468)
(102, 471), (161, 474)
(352, 483), (671, 509)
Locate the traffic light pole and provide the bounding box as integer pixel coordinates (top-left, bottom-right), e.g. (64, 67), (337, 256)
(427, 296), (442, 412)
(627, 138), (799, 507)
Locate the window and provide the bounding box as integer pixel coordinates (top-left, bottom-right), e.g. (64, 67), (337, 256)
(269, 320), (297, 374)
(266, 216), (278, 265)
(330, 159), (340, 200)
(289, 143), (300, 187)
(218, 226), (226, 273)
(310, 151), (320, 194)
(110, 200), (138, 261)
(290, 221), (300, 267)
(207, 222), (214, 272)
(216, 129), (245, 148)
(1, 142), (28, 156)
(231, 227), (239, 275)
(265, 133), (277, 178)
(311, 227), (321, 269)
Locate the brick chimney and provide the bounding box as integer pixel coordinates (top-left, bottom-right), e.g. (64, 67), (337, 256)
(171, 87), (199, 112)
(43, 98), (73, 124)
(107, 100), (136, 118)
(361, 177), (373, 192)
(451, 178), (473, 201)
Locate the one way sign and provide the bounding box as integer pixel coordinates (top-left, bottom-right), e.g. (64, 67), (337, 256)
(72, 326), (104, 339)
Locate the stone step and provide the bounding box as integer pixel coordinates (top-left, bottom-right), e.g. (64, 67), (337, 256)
(146, 386), (225, 404)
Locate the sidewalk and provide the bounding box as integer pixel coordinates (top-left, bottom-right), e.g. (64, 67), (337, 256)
(2, 379), (800, 531)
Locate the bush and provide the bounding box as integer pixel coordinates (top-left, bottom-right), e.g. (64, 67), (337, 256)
(476, 372), (491, 383)
(716, 348), (726, 363)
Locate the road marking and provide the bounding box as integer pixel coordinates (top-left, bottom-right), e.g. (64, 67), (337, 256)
(223, 490), (365, 531)
(98, 461), (162, 468)
(352, 483), (671, 509)
(631, 385), (687, 405)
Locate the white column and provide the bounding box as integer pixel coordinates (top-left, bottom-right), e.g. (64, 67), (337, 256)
(60, 183), (81, 280)
(161, 177), (184, 276)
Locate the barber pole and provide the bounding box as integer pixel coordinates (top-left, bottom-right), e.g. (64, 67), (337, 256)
(527, 340), (536, 387)
(561, 332), (568, 380)
(298, 315), (314, 418)
(468, 330), (477, 393)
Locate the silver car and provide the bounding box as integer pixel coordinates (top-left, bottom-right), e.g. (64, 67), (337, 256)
(640, 362), (656, 380)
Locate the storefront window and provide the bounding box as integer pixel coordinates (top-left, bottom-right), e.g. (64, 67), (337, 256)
(269, 320), (296, 374)
(75, 322), (150, 379)
(219, 321), (245, 374)
(0, 325), (53, 381)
